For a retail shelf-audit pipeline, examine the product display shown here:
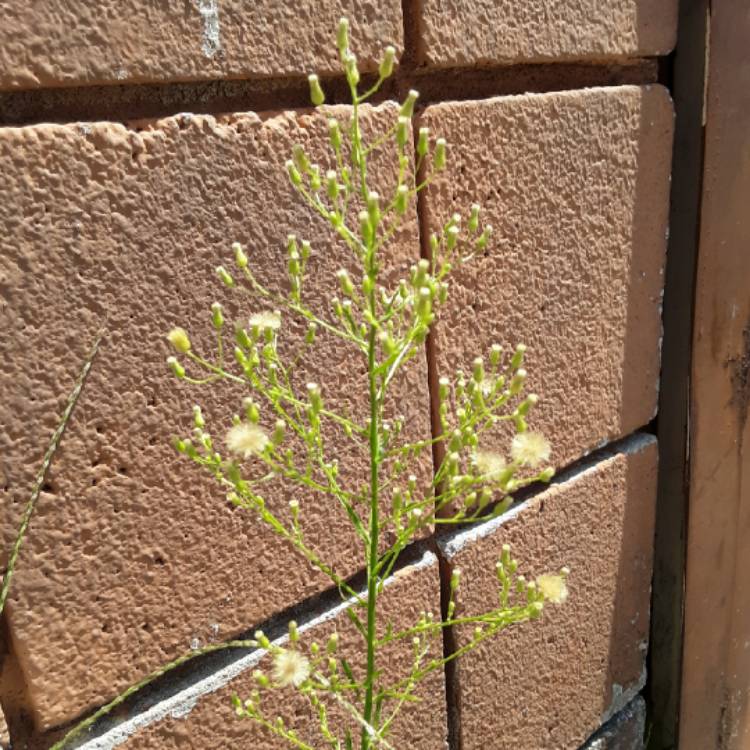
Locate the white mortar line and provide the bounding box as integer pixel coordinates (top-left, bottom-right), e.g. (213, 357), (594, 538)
(438, 432), (657, 559)
(77, 550), (437, 748)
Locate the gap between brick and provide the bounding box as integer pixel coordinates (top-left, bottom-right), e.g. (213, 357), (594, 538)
(0, 59), (658, 128)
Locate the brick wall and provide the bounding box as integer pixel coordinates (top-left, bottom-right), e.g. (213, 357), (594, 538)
(0, 2), (676, 748)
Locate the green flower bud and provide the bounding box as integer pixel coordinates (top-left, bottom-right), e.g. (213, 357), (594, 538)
(308, 74), (325, 106)
(307, 382), (322, 413)
(216, 265), (234, 287)
(167, 327), (191, 354)
(192, 405), (205, 429)
(232, 241), (248, 269)
(416, 286), (432, 321)
(326, 170), (339, 200)
(336, 268), (354, 296)
(446, 224), (459, 250)
(450, 568), (461, 591)
(288, 620), (299, 643)
(379, 45), (396, 78)
(345, 53), (360, 86)
(509, 368), (527, 395)
(253, 669), (270, 688)
(292, 144), (309, 173)
(337, 17), (349, 55)
(510, 343), (527, 370)
(305, 322), (318, 344)
(396, 116), (409, 149)
(417, 127), (429, 157)
(309, 164), (321, 191)
(400, 89), (419, 119)
(395, 184), (409, 215)
(468, 203), (481, 233)
(243, 398), (260, 423)
(367, 190), (380, 227)
(433, 138), (447, 170)
(328, 118), (342, 151)
(489, 343), (503, 367)
(327, 632), (339, 654)
(472, 358), (485, 384)
(476, 224), (493, 250)
(167, 356), (185, 378)
(286, 159), (302, 186)
(359, 210), (372, 245)
(211, 302), (224, 330)
(539, 466), (555, 482)
(438, 376), (450, 401)
(300, 240), (311, 261)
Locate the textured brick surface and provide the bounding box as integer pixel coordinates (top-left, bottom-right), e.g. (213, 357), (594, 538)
(421, 86), (673, 471)
(421, 0), (677, 66)
(33, 552), (446, 750)
(0, 103), (430, 729)
(581, 696), (646, 750)
(0, 2), (403, 91)
(439, 435), (658, 750)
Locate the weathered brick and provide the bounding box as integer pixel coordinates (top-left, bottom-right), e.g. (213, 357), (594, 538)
(438, 435), (657, 749)
(35, 552), (446, 750)
(580, 696), (646, 750)
(420, 86), (673, 470)
(421, 0), (677, 66)
(0, 103), (430, 729)
(0, 2), (402, 91)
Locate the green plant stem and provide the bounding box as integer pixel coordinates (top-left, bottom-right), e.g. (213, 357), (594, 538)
(0, 329), (102, 616)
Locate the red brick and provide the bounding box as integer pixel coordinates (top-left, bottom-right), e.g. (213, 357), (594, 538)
(420, 86), (673, 470)
(0, 103), (430, 729)
(439, 435), (658, 749)
(0, 2), (403, 91)
(421, 0), (677, 67)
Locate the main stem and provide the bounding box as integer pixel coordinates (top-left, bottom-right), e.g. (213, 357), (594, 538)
(352, 93), (381, 750)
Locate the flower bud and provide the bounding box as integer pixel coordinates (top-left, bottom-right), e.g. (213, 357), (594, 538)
(379, 45), (396, 78)
(476, 224), (493, 250)
(328, 118), (342, 150)
(345, 53), (360, 86)
(167, 327), (191, 354)
(396, 116), (409, 149)
(416, 286), (432, 321)
(305, 321), (318, 344)
(400, 89), (419, 119)
(367, 190), (380, 226)
(327, 632), (339, 654)
(232, 241), (248, 269)
(167, 356), (185, 378)
(489, 343), (502, 367)
(292, 144), (309, 173)
(438, 376), (450, 401)
(509, 368), (527, 395)
(539, 466), (555, 482)
(326, 170), (339, 200)
(337, 17), (349, 55)
(288, 620), (299, 643)
(243, 398), (260, 423)
(510, 343), (527, 370)
(446, 224), (459, 250)
(472, 357), (485, 383)
(359, 210), (373, 245)
(395, 184), (409, 215)
(308, 74), (325, 106)
(307, 382), (322, 413)
(216, 265), (234, 287)
(211, 302), (224, 330)
(286, 159), (302, 186)
(192, 404), (205, 429)
(309, 164), (321, 191)
(433, 138), (447, 170)
(468, 203), (481, 233)
(417, 127), (429, 158)
(336, 268), (354, 296)
(450, 568), (461, 591)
